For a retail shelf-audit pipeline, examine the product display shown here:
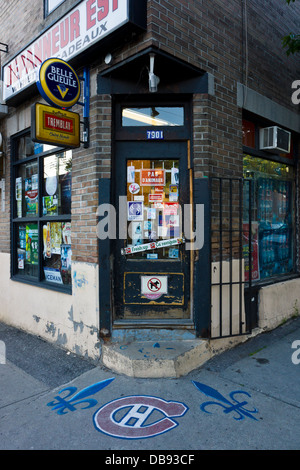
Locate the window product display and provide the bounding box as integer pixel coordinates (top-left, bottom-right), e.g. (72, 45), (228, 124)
(12, 132), (72, 289)
(15, 161), (38, 218)
(16, 223), (39, 277)
(243, 155), (295, 282)
(43, 152), (72, 216)
(42, 221), (72, 285)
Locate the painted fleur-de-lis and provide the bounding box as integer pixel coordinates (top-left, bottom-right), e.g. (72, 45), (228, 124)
(192, 381), (259, 421)
(47, 378), (115, 415)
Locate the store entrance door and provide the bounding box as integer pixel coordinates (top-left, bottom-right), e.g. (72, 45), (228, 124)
(113, 140), (191, 320)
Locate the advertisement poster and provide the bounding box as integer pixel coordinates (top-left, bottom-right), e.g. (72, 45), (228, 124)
(61, 244), (72, 285)
(62, 222), (71, 244)
(43, 196), (58, 215)
(25, 175), (38, 216)
(15, 177), (22, 217)
(25, 224), (38, 265)
(50, 222), (62, 255)
(243, 222), (260, 282)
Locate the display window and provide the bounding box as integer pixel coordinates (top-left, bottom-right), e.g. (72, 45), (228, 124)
(243, 154), (295, 282)
(12, 131), (72, 290)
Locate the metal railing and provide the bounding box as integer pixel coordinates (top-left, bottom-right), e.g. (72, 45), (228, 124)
(210, 177), (255, 339)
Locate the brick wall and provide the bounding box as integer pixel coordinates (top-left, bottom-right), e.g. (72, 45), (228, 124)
(71, 93), (112, 262)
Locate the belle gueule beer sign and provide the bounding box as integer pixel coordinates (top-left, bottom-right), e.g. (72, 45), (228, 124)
(31, 57), (81, 148)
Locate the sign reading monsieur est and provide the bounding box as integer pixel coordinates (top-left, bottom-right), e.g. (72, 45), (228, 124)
(37, 58), (80, 109)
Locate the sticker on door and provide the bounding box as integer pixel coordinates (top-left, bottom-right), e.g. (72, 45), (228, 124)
(141, 275), (168, 300)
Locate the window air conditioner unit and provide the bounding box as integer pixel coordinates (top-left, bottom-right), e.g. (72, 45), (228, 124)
(259, 126), (291, 153)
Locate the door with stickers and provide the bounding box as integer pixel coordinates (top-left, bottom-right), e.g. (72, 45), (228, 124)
(113, 140), (191, 320)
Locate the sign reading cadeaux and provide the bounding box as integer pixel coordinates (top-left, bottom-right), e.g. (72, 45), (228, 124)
(37, 58), (81, 108)
(2, 0), (142, 102)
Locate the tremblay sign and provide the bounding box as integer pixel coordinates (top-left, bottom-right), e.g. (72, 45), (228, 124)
(2, 0), (145, 102)
(31, 103), (80, 148)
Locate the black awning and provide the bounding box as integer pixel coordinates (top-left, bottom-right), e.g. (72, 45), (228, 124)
(98, 46), (210, 95)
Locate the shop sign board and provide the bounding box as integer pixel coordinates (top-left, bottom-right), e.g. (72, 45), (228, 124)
(36, 58), (81, 108)
(31, 103), (80, 148)
(2, 0), (145, 102)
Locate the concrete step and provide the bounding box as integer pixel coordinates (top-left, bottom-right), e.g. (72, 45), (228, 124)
(101, 339), (211, 378)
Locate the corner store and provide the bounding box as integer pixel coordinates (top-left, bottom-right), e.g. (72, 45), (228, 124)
(0, 0), (299, 371)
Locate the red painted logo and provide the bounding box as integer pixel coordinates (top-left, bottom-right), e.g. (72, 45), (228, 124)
(93, 395), (188, 439)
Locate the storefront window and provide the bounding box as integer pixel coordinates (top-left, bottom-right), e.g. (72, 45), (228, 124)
(43, 152), (72, 216)
(12, 131), (72, 290)
(15, 161), (38, 218)
(16, 223), (39, 277)
(42, 221), (71, 285)
(243, 154), (295, 282)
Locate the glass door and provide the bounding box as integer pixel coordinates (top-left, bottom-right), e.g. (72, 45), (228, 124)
(113, 140), (191, 320)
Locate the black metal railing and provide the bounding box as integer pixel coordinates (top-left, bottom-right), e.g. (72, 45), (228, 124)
(210, 177), (256, 339)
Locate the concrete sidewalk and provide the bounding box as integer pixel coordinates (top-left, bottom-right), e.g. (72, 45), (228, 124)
(0, 318), (300, 451)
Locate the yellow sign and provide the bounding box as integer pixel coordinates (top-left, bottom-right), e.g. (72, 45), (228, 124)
(31, 103), (80, 148)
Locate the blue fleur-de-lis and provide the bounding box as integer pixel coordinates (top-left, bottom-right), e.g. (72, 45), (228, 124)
(192, 381), (259, 421)
(47, 378), (115, 415)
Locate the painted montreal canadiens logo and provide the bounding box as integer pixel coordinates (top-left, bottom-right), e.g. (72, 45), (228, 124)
(93, 395), (188, 439)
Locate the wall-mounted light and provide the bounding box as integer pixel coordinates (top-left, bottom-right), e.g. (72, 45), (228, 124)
(105, 53), (113, 65)
(149, 53), (160, 93)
